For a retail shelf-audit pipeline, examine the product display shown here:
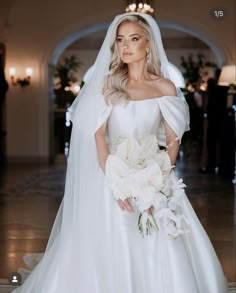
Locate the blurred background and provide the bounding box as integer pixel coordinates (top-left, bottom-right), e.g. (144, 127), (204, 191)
(0, 0), (235, 290)
(0, 0), (235, 167)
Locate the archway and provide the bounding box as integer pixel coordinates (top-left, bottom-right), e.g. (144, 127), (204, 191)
(158, 20), (224, 67)
(49, 20), (225, 68)
(48, 20), (225, 160)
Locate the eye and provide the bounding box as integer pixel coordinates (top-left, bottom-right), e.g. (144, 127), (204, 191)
(131, 37), (139, 41)
(116, 37), (123, 43)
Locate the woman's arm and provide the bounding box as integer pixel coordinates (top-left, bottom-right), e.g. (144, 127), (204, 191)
(164, 121), (179, 166)
(94, 122), (110, 173)
(156, 78), (179, 165)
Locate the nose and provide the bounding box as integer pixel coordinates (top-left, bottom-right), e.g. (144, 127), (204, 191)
(123, 39), (129, 48)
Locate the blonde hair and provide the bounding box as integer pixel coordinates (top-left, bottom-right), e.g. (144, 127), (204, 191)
(104, 15), (162, 105)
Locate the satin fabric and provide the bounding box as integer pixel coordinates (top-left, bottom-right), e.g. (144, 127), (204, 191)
(14, 96), (227, 293)
(106, 96), (189, 147)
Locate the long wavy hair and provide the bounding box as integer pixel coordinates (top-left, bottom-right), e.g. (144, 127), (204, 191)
(104, 15), (162, 105)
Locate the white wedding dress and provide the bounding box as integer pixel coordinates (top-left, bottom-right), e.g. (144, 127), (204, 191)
(14, 95), (228, 293)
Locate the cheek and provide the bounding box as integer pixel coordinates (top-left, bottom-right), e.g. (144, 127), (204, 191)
(116, 44), (123, 55)
(134, 41), (147, 53)
(135, 44), (147, 55)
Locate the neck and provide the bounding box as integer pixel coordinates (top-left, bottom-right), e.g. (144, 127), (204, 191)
(127, 60), (149, 81)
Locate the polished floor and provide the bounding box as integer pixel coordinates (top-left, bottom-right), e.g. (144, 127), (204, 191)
(0, 145), (235, 288)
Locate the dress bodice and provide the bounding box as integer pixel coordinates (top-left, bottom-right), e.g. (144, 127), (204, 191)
(107, 98), (162, 149)
(94, 95), (189, 151)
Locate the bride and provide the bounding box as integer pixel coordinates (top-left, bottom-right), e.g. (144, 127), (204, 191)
(14, 12), (228, 293)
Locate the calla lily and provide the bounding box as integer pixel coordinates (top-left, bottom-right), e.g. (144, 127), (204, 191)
(105, 135), (190, 238)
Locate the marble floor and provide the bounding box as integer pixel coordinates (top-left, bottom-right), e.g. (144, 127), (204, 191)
(0, 146), (235, 289)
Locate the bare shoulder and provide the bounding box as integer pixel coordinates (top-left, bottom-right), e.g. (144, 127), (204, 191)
(154, 77), (177, 97)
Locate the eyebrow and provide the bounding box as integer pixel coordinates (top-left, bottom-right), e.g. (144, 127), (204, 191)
(117, 33), (142, 37)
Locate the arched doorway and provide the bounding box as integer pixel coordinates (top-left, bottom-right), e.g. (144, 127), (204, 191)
(48, 20), (225, 161)
(49, 20), (225, 69)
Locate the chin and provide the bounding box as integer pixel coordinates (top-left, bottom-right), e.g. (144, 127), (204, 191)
(122, 60), (132, 64)
(121, 56), (146, 65)
(121, 57), (133, 63)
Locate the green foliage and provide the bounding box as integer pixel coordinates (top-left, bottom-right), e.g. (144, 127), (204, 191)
(180, 53), (217, 90)
(54, 55), (82, 88)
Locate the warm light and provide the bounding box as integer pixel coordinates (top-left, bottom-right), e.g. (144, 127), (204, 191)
(9, 67), (16, 77)
(218, 65), (236, 86)
(125, 1), (154, 14)
(199, 82), (207, 91)
(26, 67), (33, 77)
(187, 84), (195, 92)
(8, 67), (32, 87)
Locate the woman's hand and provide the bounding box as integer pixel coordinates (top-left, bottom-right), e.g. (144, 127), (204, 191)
(117, 199), (134, 213)
(117, 199), (154, 214)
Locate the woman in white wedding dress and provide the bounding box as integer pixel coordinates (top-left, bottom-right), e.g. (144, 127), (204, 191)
(14, 12), (228, 293)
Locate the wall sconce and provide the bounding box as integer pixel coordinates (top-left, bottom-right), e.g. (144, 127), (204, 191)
(9, 67), (33, 87)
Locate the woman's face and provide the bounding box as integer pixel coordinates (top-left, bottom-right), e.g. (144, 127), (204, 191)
(116, 22), (149, 64)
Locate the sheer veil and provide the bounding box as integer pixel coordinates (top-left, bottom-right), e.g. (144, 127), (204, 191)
(53, 10), (190, 250)
(69, 12), (189, 135)
(17, 12), (190, 289)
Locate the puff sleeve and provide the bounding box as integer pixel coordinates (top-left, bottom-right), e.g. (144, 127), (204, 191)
(95, 96), (112, 133)
(157, 96), (190, 146)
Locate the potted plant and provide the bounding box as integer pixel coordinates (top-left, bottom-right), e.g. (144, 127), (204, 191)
(54, 55), (82, 108)
(180, 53), (217, 92)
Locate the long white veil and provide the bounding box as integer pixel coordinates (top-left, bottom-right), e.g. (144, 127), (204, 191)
(51, 9), (190, 251)
(70, 12), (189, 135)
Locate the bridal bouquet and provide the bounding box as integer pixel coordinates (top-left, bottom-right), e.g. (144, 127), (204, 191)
(105, 135), (190, 238)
